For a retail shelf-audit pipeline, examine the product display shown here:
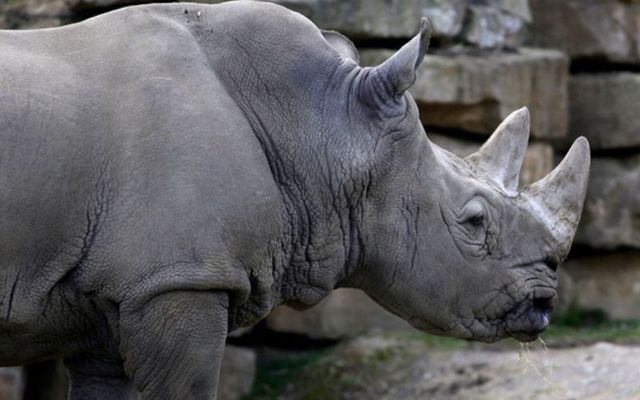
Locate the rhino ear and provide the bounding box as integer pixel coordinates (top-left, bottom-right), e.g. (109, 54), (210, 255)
(466, 107), (530, 191)
(371, 17), (431, 99)
(524, 137), (591, 251)
(322, 30), (360, 64)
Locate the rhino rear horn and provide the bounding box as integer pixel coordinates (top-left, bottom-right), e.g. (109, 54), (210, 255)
(524, 137), (591, 249)
(371, 17), (431, 99)
(466, 107), (530, 191)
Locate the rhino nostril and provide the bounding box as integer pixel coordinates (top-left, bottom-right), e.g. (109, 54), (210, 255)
(532, 296), (554, 314)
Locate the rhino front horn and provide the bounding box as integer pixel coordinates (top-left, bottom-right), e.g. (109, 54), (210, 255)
(524, 137), (591, 250)
(466, 107), (530, 191)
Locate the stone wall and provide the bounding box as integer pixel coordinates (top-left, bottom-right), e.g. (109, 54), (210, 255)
(526, 0), (640, 320)
(0, 0), (638, 397)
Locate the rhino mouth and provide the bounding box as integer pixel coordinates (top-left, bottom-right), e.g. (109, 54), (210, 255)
(408, 289), (556, 343)
(502, 285), (556, 342)
(409, 262), (558, 343)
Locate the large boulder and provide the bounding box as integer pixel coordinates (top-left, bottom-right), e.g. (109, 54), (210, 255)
(527, 0), (640, 64)
(570, 73), (640, 150)
(558, 251), (640, 320)
(575, 155), (640, 250)
(266, 289), (412, 339)
(277, 336), (640, 400)
(361, 48), (569, 139)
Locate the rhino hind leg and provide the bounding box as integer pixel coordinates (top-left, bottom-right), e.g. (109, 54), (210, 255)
(119, 290), (229, 400)
(64, 354), (137, 400)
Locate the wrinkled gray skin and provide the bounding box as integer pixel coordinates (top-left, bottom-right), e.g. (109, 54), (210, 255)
(0, 1), (590, 399)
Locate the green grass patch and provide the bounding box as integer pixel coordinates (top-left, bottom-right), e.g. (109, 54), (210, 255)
(246, 348), (331, 400)
(397, 319), (640, 349)
(246, 320), (640, 398)
(543, 320), (640, 344)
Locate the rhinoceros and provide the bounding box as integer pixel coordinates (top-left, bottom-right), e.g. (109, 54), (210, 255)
(0, 1), (589, 399)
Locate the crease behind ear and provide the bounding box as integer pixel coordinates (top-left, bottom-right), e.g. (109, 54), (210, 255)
(322, 30), (360, 64)
(373, 17), (431, 98)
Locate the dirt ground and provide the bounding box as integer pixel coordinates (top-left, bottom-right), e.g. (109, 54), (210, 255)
(407, 341), (640, 400)
(255, 335), (640, 400)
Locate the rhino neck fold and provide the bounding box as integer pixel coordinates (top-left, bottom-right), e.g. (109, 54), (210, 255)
(193, 8), (370, 308)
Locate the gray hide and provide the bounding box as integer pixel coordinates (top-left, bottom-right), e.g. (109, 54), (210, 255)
(0, 1), (590, 399)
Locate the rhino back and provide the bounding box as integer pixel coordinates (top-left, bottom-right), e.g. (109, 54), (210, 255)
(0, 3), (290, 356)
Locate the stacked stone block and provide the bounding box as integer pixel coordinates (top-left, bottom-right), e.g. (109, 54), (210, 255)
(527, 0), (640, 320)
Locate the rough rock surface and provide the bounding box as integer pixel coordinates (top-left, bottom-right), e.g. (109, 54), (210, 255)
(575, 155), (640, 250)
(196, 0), (527, 46)
(219, 346), (257, 400)
(266, 289), (412, 339)
(527, 0), (640, 64)
(0, 0), (69, 29)
(477, 0), (531, 22)
(570, 73), (640, 150)
(301, 0), (427, 39)
(463, 5), (526, 49)
(558, 252), (640, 320)
(421, 0), (467, 39)
(361, 48), (568, 139)
(275, 337), (640, 400)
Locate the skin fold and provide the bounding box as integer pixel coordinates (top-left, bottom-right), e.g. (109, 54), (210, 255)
(0, 1), (590, 399)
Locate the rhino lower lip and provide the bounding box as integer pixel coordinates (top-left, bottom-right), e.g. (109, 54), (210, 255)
(527, 306), (551, 331)
(513, 296), (553, 342)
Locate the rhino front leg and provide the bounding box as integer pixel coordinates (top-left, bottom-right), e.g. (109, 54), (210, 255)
(64, 354), (137, 400)
(119, 290), (229, 400)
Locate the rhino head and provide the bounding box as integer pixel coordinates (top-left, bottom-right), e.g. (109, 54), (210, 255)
(338, 19), (591, 342)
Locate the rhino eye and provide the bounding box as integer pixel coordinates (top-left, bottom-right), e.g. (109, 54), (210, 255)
(460, 199), (485, 227)
(458, 199), (488, 241)
(467, 215), (484, 227)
